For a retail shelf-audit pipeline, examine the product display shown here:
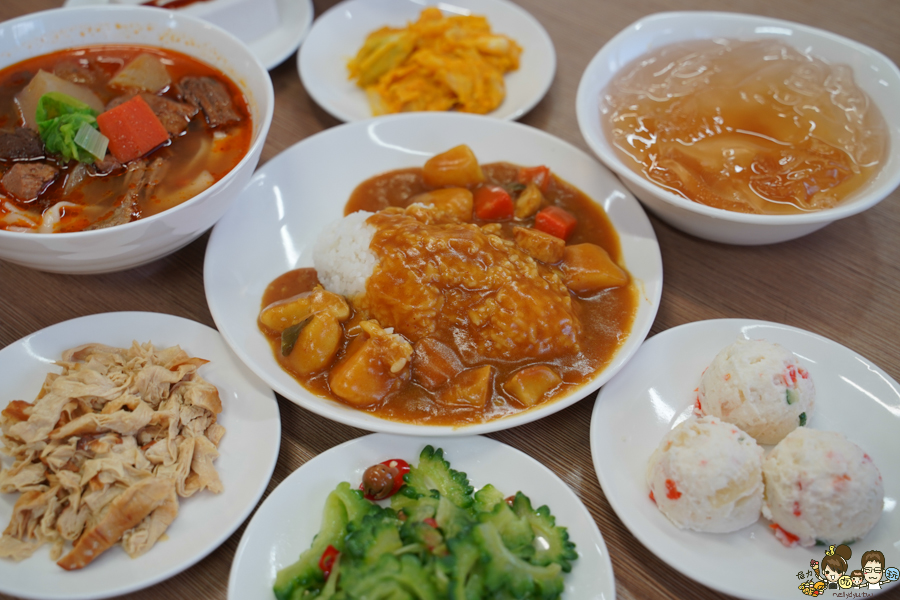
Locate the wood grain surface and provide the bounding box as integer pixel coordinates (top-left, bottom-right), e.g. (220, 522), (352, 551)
(1, 1), (899, 599)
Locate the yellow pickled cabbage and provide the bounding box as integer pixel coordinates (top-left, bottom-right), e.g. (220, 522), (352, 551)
(347, 7), (522, 115)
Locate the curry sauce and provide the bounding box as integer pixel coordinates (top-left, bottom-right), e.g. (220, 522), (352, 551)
(260, 162), (637, 425)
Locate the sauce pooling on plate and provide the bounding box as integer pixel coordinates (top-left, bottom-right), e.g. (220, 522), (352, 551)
(259, 151), (638, 426)
(602, 39), (887, 214)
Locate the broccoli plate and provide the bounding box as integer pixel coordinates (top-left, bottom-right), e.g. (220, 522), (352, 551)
(273, 445), (578, 600)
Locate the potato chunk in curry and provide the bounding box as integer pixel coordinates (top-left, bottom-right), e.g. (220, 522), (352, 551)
(329, 320), (413, 407)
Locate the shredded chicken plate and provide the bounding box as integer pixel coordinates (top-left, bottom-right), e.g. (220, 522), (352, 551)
(0, 341), (225, 570)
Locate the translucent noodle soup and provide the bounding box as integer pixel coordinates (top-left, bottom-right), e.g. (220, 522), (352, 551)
(0, 45), (252, 232)
(601, 39), (887, 214)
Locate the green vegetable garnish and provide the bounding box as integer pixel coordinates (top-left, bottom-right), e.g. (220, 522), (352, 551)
(280, 317), (311, 356)
(73, 122), (109, 162)
(35, 92), (100, 163)
(274, 446), (578, 600)
(799, 412), (807, 426)
(786, 388), (799, 405)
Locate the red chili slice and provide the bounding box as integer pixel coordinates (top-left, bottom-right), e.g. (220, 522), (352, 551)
(318, 545), (339, 579)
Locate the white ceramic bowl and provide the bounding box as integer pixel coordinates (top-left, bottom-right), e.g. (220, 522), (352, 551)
(576, 11), (900, 245)
(0, 6), (274, 273)
(204, 112), (663, 436)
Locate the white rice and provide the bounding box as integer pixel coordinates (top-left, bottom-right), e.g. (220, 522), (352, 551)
(312, 211), (378, 298)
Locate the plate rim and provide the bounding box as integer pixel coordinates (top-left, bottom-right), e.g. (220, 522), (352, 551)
(226, 432), (616, 600)
(296, 0), (557, 122)
(203, 111), (663, 436)
(589, 317), (900, 600)
(0, 311), (281, 600)
(61, 0), (314, 70)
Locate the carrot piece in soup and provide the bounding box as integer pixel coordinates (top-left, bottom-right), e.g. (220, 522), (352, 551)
(534, 205), (577, 240)
(474, 185), (513, 220)
(97, 95), (169, 163)
(518, 165), (551, 192)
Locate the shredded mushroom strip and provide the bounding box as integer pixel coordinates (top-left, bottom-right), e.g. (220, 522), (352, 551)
(0, 342), (225, 569)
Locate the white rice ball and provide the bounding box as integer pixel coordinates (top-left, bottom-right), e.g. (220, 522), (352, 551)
(312, 211), (378, 298)
(647, 416), (764, 533)
(762, 428), (883, 547)
(699, 338), (815, 445)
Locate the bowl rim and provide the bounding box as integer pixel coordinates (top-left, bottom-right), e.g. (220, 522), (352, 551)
(0, 4), (275, 239)
(576, 10), (900, 226)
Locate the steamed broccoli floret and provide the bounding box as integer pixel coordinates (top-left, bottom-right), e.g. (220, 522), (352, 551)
(273, 482), (376, 600)
(511, 492), (578, 572)
(404, 446), (474, 509)
(474, 521), (565, 600)
(473, 484), (505, 514)
(338, 553), (440, 600)
(344, 505), (404, 565)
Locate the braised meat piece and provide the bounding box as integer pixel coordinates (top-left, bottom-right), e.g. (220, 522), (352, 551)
(86, 157), (167, 230)
(107, 93), (198, 137)
(2, 162), (57, 200)
(513, 226), (565, 264)
(91, 153), (122, 175)
(53, 60), (107, 87)
(0, 128), (44, 161)
(176, 76), (240, 127)
(143, 94), (198, 136)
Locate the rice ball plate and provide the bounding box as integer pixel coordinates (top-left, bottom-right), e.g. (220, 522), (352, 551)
(590, 318), (900, 600)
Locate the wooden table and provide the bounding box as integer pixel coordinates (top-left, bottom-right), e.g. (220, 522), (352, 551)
(1, 1), (899, 599)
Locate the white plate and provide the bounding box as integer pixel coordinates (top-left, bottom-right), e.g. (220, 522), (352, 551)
(590, 319), (900, 600)
(0, 312), (281, 600)
(228, 433), (615, 600)
(297, 0), (556, 122)
(62, 0), (314, 70)
(204, 112), (663, 435)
